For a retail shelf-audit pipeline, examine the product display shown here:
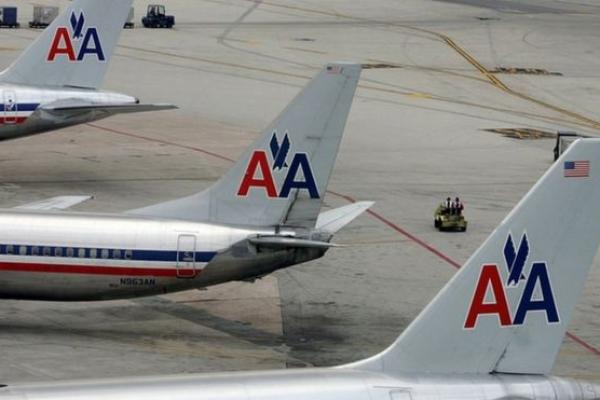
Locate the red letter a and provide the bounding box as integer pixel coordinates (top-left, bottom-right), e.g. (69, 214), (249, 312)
(47, 27), (76, 61)
(237, 151), (277, 197)
(464, 264), (512, 329)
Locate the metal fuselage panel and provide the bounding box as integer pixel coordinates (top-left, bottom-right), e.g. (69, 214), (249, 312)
(0, 84), (136, 140)
(1, 369), (598, 400)
(0, 210), (322, 301)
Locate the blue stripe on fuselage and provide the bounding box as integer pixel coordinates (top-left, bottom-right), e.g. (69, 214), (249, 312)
(133, 249), (216, 262)
(0, 103), (40, 112)
(0, 244), (217, 263)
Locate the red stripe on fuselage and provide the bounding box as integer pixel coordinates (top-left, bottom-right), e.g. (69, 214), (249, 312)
(0, 117), (28, 124)
(0, 261), (193, 277)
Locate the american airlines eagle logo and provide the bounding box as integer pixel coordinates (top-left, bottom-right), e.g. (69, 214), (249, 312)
(237, 131), (319, 199)
(47, 11), (106, 62)
(464, 232), (559, 329)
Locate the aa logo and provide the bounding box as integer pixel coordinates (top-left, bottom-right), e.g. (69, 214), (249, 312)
(47, 11), (105, 62)
(237, 132), (319, 199)
(464, 232), (559, 329)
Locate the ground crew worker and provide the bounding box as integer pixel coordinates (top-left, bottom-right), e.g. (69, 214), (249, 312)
(454, 197), (464, 216)
(443, 197), (452, 213)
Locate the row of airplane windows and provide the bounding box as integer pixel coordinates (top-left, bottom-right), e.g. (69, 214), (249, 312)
(1, 245), (134, 260)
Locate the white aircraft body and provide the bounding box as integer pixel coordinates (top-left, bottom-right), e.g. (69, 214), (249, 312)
(0, 0), (174, 141)
(1, 138), (599, 399)
(0, 62), (372, 301)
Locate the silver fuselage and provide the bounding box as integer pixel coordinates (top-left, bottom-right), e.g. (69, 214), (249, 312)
(0, 84), (136, 140)
(1, 368), (598, 400)
(0, 209), (325, 301)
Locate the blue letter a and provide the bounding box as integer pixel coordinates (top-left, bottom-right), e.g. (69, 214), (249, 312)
(279, 153), (319, 199)
(513, 262), (559, 325)
(78, 28), (105, 61)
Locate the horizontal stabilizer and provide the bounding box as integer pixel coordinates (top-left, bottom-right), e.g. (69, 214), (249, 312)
(40, 101), (177, 116)
(248, 236), (342, 250)
(316, 201), (374, 234)
(14, 195), (93, 211)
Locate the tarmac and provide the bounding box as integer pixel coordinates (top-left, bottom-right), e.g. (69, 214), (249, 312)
(0, 0), (598, 383)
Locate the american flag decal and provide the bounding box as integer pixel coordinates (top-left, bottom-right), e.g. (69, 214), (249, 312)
(327, 65), (342, 74)
(564, 160), (590, 178)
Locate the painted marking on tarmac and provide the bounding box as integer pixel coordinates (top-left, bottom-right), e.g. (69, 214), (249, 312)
(87, 122), (600, 357)
(283, 46), (327, 55)
(87, 123), (235, 163)
(251, 0), (600, 130)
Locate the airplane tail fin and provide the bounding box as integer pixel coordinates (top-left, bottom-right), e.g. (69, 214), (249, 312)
(0, 0), (133, 89)
(128, 63), (362, 229)
(348, 139), (600, 375)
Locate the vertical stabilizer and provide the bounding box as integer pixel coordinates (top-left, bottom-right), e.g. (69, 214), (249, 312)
(129, 63), (361, 228)
(348, 139), (600, 375)
(0, 0), (133, 89)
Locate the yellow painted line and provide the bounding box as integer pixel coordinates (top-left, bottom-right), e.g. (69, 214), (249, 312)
(117, 44), (311, 80)
(409, 92), (433, 99)
(439, 36), (509, 91)
(283, 46), (327, 55)
(366, 58), (488, 83)
(366, 58), (400, 66)
(257, 0), (348, 18)
(257, 0), (600, 130)
(224, 37), (257, 45)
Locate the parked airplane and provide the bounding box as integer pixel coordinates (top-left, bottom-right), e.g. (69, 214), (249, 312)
(0, 62), (371, 301)
(2, 138), (599, 400)
(0, 0), (174, 141)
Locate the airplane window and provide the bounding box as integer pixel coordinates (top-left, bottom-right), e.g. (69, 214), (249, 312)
(43, 247), (51, 256)
(6, 245), (14, 255)
(124, 250), (133, 260)
(66, 248), (74, 257)
(113, 249), (122, 259)
(101, 249), (109, 259)
(55, 247), (63, 257)
(90, 249), (98, 259)
(19, 246), (27, 256)
(78, 248), (86, 258)
(31, 246), (40, 256)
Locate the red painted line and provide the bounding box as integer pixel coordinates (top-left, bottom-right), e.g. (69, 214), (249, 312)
(566, 332), (600, 356)
(0, 261), (193, 277)
(367, 209), (462, 269)
(87, 123), (235, 163)
(327, 190), (461, 269)
(88, 123), (600, 357)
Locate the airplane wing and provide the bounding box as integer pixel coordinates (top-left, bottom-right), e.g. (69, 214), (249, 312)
(14, 196), (93, 211)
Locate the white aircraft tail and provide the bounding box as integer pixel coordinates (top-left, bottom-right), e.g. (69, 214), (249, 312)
(0, 0), (133, 89)
(348, 139), (600, 375)
(129, 63), (362, 229)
